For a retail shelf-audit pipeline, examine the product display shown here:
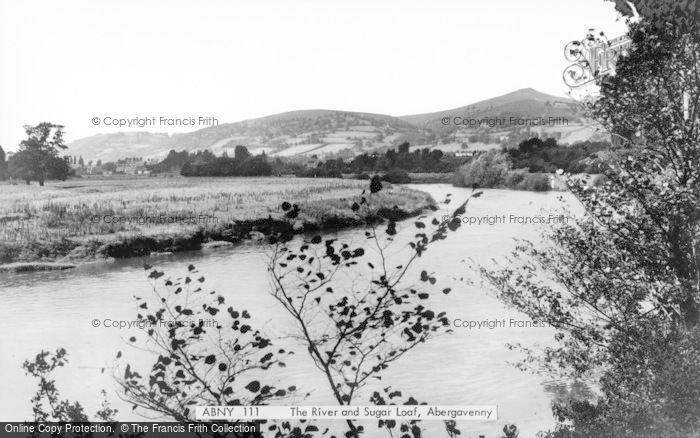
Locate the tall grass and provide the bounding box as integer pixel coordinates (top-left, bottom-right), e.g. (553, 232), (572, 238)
(0, 176), (431, 262)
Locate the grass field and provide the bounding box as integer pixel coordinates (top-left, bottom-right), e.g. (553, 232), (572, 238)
(0, 176), (433, 267)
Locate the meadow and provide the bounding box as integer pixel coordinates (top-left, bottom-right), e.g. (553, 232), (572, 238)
(0, 176), (432, 267)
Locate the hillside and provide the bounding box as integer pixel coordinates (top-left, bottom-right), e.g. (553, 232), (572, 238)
(167, 110), (431, 159)
(66, 89), (603, 162)
(67, 132), (173, 163)
(400, 88), (603, 152)
(69, 110), (431, 162)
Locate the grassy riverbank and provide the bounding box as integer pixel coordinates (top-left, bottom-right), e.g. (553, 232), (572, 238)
(0, 176), (433, 270)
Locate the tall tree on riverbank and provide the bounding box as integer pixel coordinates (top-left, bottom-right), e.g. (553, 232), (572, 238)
(483, 16), (700, 437)
(8, 122), (70, 185)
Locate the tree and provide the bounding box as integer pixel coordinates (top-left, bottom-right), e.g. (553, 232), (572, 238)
(0, 145), (6, 180)
(268, 180), (478, 437)
(607, 0), (699, 38)
(453, 150), (511, 188)
(23, 348), (117, 422)
(234, 145), (252, 161)
(483, 19), (700, 436)
(8, 123), (69, 185)
(116, 264), (297, 423)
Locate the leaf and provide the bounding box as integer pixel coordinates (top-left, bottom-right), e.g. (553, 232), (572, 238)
(370, 176), (383, 193)
(245, 380), (261, 392)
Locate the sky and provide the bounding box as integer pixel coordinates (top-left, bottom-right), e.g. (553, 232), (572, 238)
(0, 0), (629, 151)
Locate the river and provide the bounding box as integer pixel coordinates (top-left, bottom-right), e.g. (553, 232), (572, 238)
(0, 184), (586, 437)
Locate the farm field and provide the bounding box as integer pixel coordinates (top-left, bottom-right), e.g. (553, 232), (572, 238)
(0, 176), (432, 268)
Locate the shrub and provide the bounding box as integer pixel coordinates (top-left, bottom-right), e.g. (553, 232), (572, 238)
(381, 168), (411, 184)
(513, 172), (550, 191)
(453, 150), (511, 188)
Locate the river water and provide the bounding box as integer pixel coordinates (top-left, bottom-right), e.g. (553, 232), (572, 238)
(0, 184), (585, 437)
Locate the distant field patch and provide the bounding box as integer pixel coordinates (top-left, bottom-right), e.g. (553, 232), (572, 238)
(272, 143), (324, 157)
(314, 143), (355, 155)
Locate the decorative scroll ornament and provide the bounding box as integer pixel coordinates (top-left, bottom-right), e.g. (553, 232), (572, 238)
(563, 29), (631, 89)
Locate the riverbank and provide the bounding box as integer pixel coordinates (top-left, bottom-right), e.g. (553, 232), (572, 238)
(0, 176), (434, 271)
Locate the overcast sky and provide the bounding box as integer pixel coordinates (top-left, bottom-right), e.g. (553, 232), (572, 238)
(0, 0), (628, 150)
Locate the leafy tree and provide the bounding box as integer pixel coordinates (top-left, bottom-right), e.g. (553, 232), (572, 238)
(268, 179), (479, 437)
(8, 123), (69, 185)
(483, 19), (700, 436)
(453, 149), (511, 188)
(115, 264), (296, 422)
(234, 145), (252, 161)
(23, 348), (117, 422)
(607, 0), (699, 37)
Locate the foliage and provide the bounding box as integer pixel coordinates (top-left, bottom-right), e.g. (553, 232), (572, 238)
(296, 158), (344, 178)
(506, 138), (609, 174)
(483, 19), (700, 436)
(8, 122), (70, 185)
(345, 142), (455, 173)
(268, 177), (480, 437)
(23, 348), (117, 422)
(181, 149), (272, 177)
(380, 168), (411, 184)
(115, 264), (295, 421)
(0, 145), (7, 180)
(453, 150), (511, 189)
(503, 169), (551, 192)
(147, 149), (190, 173)
(607, 0), (699, 38)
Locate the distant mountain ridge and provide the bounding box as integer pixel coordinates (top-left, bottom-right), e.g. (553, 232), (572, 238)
(67, 89), (599, 162)
(399, 88), (582, 130)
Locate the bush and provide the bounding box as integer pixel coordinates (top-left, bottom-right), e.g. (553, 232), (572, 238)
(514, 172), (550, 191)
(453, 150), (511, 188)
(381, 168), (411, 184)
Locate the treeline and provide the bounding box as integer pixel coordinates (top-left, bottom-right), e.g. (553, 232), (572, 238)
(145, 141), (462, 179)
(182, 146), (272, 177)
(453, 137), (610, 191)
(146, 146), (272, 177)
(146, 138), (608, 184)
(507, 137), (608, 173)
(295, 142), (462, 178)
